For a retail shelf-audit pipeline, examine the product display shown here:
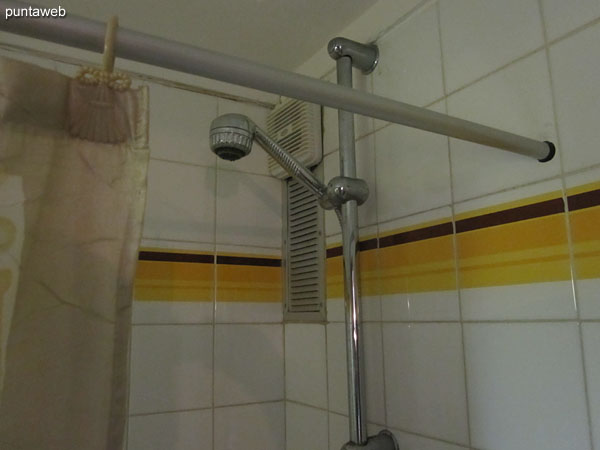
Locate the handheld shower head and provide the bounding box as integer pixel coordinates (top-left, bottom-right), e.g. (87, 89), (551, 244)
(209, 113), (256, 161)
(208, 112), (367, 211)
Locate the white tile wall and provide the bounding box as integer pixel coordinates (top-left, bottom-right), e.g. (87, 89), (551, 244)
(447, 50), (558, 201)
(439, 0), (545, 92)
(286, 402), (329, 450)
(362, 323), (386, 426)
(582, 324), (600, 449)
(328, 412), (350, 450)
(382, 323), (469, 444)
(464, 323), (591, 450)
(129, 77), (280, 450)
(565, 168), (600, 319)
(460, 282), (576, 321)
(216, 170), (282, 248)
(214, 402), (285, 450)
(129, 325), (213, 414)
(540, 0), (600, 40)
(389, 427), (469, 450)
(285, 1), (600, 449)
(381, 291), (460, 322)
(132, 300), (214, 325)
(550, 22), (600, 172)
(149, 82), (218, 167)
(373, 2), (444, 108)
(128, 410), (212, 450)
(326, 323), (348, 415)
(285, 324), (328, 409)
(375, 102), (451, 221)
(143, 160), (216, 243)
(214, 324), (283, 406)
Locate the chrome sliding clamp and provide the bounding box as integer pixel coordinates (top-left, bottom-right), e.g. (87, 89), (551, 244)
(341, 430), (399, 450)
(320, 176), (369, 210)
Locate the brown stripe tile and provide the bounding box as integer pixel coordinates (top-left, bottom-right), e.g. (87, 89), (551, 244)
(138, 251), (214, 264)
(326, 246), (343, 258)
(216, 255), (281, 267)
(359, 238), (378, 252)
(379, 222), (453, 248)
(456, 198), (564, 233)
(568, 189), (600, 212)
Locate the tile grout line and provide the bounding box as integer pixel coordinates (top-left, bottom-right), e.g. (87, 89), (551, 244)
(437, 0), (473, 444)
(368, 66), (391, 436)
(537, 2), (596, 449)
(324, 322), (331, 449)
(211, 100), (219, 450)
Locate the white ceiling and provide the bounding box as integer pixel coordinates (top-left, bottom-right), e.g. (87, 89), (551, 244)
(33, 0), (379, 70)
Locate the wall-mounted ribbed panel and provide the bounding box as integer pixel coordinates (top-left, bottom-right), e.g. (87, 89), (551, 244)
(283, 178), (326, 321)
(266, 98), (322, 179)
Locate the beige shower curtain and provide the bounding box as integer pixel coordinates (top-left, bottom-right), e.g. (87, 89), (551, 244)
(0, 57), (149, 450)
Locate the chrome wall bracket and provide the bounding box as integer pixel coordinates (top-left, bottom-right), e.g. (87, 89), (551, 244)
(327, 37), (379, 74)
(341, 430), (399, 450)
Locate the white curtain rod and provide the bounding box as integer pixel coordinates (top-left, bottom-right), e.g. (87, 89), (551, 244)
(0, 0), (555, 162)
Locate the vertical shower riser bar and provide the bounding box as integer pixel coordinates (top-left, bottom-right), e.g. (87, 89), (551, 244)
(336, 54), (368, 446)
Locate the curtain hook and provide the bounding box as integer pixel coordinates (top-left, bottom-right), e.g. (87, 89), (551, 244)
(102, 16), (118, 73)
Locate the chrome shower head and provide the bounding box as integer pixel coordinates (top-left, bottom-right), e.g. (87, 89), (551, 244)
(209, 113), (256, 161)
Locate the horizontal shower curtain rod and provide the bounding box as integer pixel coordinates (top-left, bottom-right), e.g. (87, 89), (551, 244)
(0, 0), (555, 162)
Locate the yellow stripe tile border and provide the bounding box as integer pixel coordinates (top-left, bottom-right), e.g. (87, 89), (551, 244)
(569, 186), (600, 279)
(134, 249), (282, 303)
(325, 179), (600, 295)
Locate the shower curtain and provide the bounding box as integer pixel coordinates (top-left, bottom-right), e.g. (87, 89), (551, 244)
(0, 57), (149, 450)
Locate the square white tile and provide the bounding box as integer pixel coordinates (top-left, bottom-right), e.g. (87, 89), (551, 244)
(362, 323), (386, 425)
(464, 323), (591, 450)
(382, 323), (469, 444)
(216, 170), (282, 248)
(540, 0), (600, 41)
(375, 103), (451, 222)
(216, 99), (272, 176)
(132, 300), (214, 325)
(286, 402), (328, 450)
(582, 323), (600, 449)
(447, 50), (558, 201)
(215, 301), (282, 323)
(388, 427), (469, 450)
(128, 409), (212, 450)
(578, 279), (600, 319)
(149, 83), (217, 167)
(439, 0), (545, 92)
(143, 160), (216, 243)
(460, 281), (576, 321)
(329, 413), (350, 450)
(550, 22), (600, 172)
(285, 324), (328, 409)
(326, 323), (348, 415)
(381, 290), (460, 322)
(214, 402), (284, 450)
(129, 325), (213, 414)
(214, 324), (283, 406)
(373, 2), (444, 108)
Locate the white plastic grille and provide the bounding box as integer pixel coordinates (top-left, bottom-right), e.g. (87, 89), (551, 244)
(283, 178), (326, 321)
(266, 98), (322, 179)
